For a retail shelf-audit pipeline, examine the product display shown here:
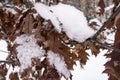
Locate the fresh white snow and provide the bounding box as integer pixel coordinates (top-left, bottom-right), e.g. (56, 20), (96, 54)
(0, 40), (109, 80)
(105, 30), (115, 44)
(0, 40), (8, 60)
(95, 6), (101, 13)
(105, 4), (114, 11)
(47, 51), (71, 79)
(0, 3), (3, 7)
(14, 34), (45, 71)
(4, 7), (17, 14)
(89, 18), (102, 26)
(34, 3), (62, 32)
(0, 2), (111, 80)
(34, 3), (96, 42)
(71, 50), (108, 80)
(6, 66), (20, 80)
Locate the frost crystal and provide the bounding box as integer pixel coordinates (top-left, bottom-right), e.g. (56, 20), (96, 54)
(47, 51), (71, 79)
(14, 34), (45, 71)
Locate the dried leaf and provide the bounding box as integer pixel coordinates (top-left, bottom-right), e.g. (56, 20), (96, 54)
(114, 14), (120, 48)
(89, 22), (99, 30)
(13, 0), (23, 5)
(41, 67), (60, 80)
(97, 0), (105, 15)
(104, 12), (120, 80)
(108, 75), (118, 80)
(0, 12), (16, 35)
(106, 20), (114, 29)
(36, 0), (41, 2)
(0, 64), (7, 77)
(114, 13), (120, 27)
(104, 60), (113, 68)
(0, 32), (3, 38)
(78, 49), (89, 67)
(47, 30), (76, 69)
(90, 42), (100, 56)
(113, 0), (119, 12)
(73, 44), (89, 67)
(22, 14), (34, 34)
(9, 72), (19, 80)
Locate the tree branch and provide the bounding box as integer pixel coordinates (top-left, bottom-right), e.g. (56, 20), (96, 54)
(91, 39), (120, 53)
(0, 50), (9, 53)
(88, 5), (120, 53)
(92, 5), (120, 39)
(0, 60), (13, 64)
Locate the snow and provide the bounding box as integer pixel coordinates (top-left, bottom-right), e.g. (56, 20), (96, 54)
(105, 4), (114, 11)
(105, 30), (115, 44)
(4, 7), (17, 14)
(47, 51), (70, 79)
(61, 50), (108, 80)
(14, 34), (45, 71)
(34, 3), (62, 32)
(0, 40), (8, 60)
(89, 18), (102, 27)
(0, 39), (109, 80)
(32, 13), (39, 19)
(29, 0), (35, 3)
(6, 66), (20, 80)
(95, 7), (101, 13)
(0, 3), (3, 7)
(68, 50), (108, 80)
(0, 2), (111, 80)
(34, 3), (96, 42)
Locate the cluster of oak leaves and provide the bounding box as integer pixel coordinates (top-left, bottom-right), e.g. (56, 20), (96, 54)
(0, 0), (120, 80)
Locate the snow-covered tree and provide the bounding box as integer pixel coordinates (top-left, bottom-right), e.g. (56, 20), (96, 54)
(0, 0), (120, 80)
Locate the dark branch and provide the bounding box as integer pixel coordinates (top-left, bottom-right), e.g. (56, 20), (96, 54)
(0, 60), (13, 64)
(92, 5), (120, 39)
(0, 50), (9, 53)
(91, 39), (120, 53)
(88, 5), (120, 53)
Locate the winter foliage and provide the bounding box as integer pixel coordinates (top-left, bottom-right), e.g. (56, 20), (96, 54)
(14, 34), (45, 71)
(34, 3), (96, 42)
(47, 51), (70, 79)
(0, 0), (120, 80)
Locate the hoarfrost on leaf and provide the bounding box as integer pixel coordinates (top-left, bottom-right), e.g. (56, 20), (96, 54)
(47, 51), (71, 79)
(14, 34), (45, 71)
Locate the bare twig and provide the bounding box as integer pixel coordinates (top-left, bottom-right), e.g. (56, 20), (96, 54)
(91, 39), (120, 53)
(88, 5), (120, 52)
(92, 5), (120, 39)
(0, 50), (9, 53)
(0, 60), (13, 64)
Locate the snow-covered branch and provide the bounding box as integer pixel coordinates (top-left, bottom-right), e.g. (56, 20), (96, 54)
(92, 5), (120, 40)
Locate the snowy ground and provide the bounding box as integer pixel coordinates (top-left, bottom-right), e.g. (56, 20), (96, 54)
(0, 40), (108, 80)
